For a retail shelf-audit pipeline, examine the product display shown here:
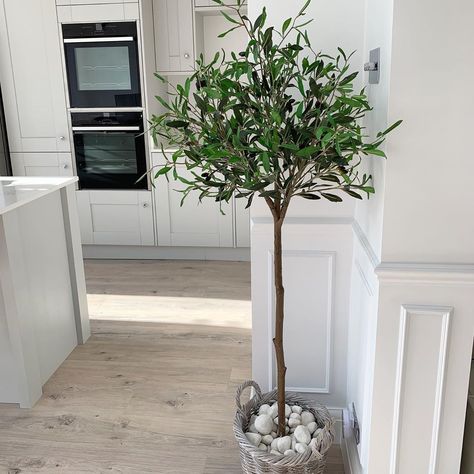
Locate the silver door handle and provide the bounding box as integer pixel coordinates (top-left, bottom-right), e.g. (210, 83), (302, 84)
(63, 164), (69, 169)
(72, 126), (140, 132)
(184, 53), (190, 59)
(142, 202), (149, 208)
(64, 37), (134, 44)
(59, 136), (66, 141)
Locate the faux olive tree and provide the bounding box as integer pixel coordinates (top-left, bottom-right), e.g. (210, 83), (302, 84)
(149, 0), (400, 436)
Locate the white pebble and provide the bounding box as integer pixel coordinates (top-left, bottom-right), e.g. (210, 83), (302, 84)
(250, 414), (257, 424)
(291, 405), (303, 415)
(270, 403), (279, 418)
(258, 443), (267, 451)
(270, 450), (281, 456)
(307, 422), (317, 434)
(295, 442), (309, 454)
(262, 434), (273, 445)
(277, 436), (292, 453)
(271, 431), (277, 438)
(255, 414), (274, 435)
(301, 411), (315, 426)
(294, 425), (311, 445)
(289, 427), (295, 433)
(284, 449), (295, 456)
(291, 437), (297, 449)
(288, 417), (301, 429)
(245, 432), (262, 446)
(285, 404), (292, 418)
(249, 423), (258, 433)
(258, 404), (271, 415)
(289, 412), (301, 420)
(271, 438), (279, 451)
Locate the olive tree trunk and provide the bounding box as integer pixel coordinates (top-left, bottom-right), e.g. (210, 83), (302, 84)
(273, 215), (287, 437)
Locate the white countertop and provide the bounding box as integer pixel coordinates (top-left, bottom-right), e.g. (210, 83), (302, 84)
(0, 177), (78, 215)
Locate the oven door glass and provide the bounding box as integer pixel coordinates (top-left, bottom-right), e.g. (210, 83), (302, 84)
(65, 40), (141, 108)
(74, 131), (147, 189)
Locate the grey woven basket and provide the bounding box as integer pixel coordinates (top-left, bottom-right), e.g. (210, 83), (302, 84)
(233, 381), (334, 474)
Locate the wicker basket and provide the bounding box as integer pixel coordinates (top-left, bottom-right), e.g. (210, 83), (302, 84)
(233, 381), (334, 474)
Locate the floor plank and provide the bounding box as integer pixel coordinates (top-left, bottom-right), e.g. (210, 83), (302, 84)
(0, 260), (345, 473)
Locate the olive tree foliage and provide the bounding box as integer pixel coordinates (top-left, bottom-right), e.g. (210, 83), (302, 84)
(149, 0), (401, 436)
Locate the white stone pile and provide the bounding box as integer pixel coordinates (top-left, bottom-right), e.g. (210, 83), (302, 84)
(244, 403), (323, 456)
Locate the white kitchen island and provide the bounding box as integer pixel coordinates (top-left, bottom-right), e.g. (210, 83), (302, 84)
(0, 177), (90, 408)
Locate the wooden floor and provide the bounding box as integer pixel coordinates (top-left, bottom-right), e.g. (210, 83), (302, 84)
(0, 260), (345, 474)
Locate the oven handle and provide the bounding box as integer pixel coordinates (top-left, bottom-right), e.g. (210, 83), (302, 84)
(72, 126), (140, 132)
(64, 37), (134, 44)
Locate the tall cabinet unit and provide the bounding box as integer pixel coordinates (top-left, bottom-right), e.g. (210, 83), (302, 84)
(0, 0), (70, 154)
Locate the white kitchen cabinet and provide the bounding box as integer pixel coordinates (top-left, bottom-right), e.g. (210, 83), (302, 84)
(153, 0), (195, 73)
(76, 191), (155, 246)
(194, 0), (243, 6)
(152, 152), (233, 247)
(56, 2), (139, 22)
(0, 0), (70, 153)
(10, 153), (74, 177)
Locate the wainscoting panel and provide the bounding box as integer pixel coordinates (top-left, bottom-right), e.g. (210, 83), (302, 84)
(268, 250), (335, 393)
(391, 305), (451, 474)
(251, 217), (354, 409)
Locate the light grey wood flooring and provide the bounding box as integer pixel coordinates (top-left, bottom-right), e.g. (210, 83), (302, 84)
(0, 260), (344, 473)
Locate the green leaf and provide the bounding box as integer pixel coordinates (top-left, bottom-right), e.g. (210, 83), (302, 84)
(166, 120), (189, 128)
(221, 11), (241, 25)
(343, 189), (362, 199)
(261, 152), (270, 172)
(379, 119), (403, 136)
(368, 148), (386, 157)
(296, 146), (319, 157)
(300, 193), (321, 200)
(154, 166), (171, 178)
(321, 192), (343, 202)
(282, 18), (292, 34)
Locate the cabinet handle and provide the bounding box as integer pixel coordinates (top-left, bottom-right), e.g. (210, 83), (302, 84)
(63, 164), (69, 169)
(142, 202), (149, 208)
(183, 53), (190, 59)
(59, 136), (66, 141)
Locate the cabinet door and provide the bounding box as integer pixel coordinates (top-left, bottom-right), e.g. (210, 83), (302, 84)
(154, 0), (194, 73)
(152, 152), (233, 247)
(10, 153), (74, 177)
(0, 0), (70, 153)
(76, 191), (155, 246)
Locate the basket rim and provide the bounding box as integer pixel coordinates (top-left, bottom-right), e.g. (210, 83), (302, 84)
(233, 383), (334, 468)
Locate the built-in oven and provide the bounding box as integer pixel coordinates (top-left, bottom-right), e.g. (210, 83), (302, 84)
(63, 22), (141, 108)
(71, 111), (148, 190)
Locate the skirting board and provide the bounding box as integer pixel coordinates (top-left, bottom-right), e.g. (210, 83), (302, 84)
(341, 408), (363, 474)
(82, 245), (251, 262)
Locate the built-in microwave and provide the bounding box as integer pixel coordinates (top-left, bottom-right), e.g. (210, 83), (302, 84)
(71, 112), (147, 190)
(63, 22), (142, 109)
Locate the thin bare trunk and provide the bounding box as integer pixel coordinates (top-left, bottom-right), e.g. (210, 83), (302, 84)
(273, 216), (286, 437)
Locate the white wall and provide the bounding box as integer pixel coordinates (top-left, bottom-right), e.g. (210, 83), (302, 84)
(381, 0), (474, 264)
(366, 0), (474, 472)
(345, 0), (394, 469)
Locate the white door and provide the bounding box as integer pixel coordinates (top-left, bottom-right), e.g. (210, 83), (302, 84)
(152, 152), (233, 247)
(154, 0), (195, 73)
(0, 0), (70, 153)
(10, 153), (74, 177)
(76, 191), (155, 246)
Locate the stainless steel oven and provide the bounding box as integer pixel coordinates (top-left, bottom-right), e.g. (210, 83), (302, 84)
(63, 22), (141, 108)
(71, 112), (147, 190)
